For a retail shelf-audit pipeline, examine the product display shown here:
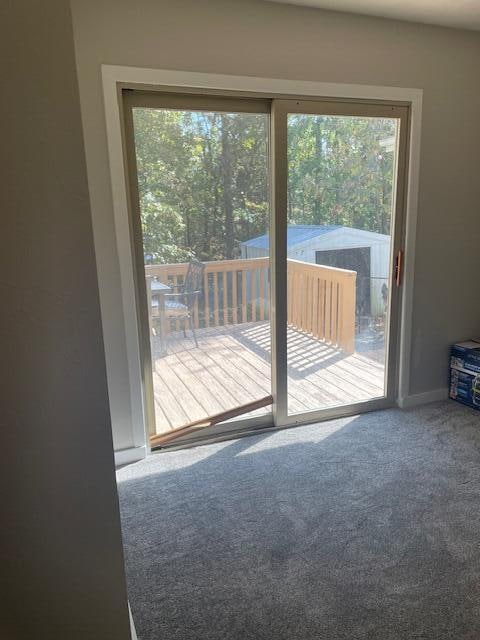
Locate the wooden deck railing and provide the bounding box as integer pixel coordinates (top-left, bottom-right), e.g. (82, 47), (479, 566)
(145, 257), (270, 329)
(145, 257), (356, 353)
(287, 259), (356, 354)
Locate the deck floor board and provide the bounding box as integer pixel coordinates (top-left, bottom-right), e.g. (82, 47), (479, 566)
(151, 322), (385, 435)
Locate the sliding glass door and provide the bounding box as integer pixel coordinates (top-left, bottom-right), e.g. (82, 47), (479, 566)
(123, 91), (409, 446)
(271, 99), (409, 425)
(123, 93), (273, 445)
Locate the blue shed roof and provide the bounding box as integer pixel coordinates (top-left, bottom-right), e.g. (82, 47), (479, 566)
(242, 225), (341, 250)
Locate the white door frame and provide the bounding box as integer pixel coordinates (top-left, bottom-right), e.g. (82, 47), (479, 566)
(101, 65), (422, 452)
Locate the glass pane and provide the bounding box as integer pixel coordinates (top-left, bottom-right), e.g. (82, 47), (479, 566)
(131, 107), (271, 437)
(286, 113), (398, 415)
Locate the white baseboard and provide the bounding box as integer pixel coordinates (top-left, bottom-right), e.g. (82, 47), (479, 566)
(129, 603), (138, 640)
(398, 387), (449, 409)
(114, 445), (147, 467)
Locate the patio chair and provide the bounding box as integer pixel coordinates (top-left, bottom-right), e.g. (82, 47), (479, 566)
(163, 259), (205, 347)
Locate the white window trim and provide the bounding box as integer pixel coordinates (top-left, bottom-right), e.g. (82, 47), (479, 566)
(101, 65), (423, 450)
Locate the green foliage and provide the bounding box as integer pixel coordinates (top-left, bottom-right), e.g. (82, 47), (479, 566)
(287, 115), (396, 234)
(132, 108), (396, 264)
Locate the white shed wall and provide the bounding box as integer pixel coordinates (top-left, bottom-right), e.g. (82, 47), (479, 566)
(370, 242), (391, 315)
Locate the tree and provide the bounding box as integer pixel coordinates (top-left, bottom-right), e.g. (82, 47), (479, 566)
(132, 108), (397, 264)
(287, 115), (396, 234)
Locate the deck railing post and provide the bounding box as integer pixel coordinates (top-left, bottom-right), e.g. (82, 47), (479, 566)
(338, 272), (356, 354)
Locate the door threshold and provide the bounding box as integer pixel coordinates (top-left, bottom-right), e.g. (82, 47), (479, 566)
(151, 397), (395, 453)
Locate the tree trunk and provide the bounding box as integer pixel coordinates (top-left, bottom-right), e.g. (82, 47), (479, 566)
(314, 119), (323, 223)
(221, 115), (234, 259)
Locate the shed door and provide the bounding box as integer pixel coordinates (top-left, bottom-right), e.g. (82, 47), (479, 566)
(315, 247), (371, 317)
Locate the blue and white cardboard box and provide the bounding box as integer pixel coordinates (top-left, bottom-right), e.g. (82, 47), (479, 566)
(450, 341), (480, 410)
(451, 340), (480, 373)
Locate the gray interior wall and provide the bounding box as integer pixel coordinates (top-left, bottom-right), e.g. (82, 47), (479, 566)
(71, 0), (480, 449)
(0, 1), (131, 638)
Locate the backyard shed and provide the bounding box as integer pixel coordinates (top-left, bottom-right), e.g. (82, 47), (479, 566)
(241, 225), (390, 316)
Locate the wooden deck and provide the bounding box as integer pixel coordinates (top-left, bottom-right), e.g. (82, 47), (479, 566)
(150, 321), (385, 435)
